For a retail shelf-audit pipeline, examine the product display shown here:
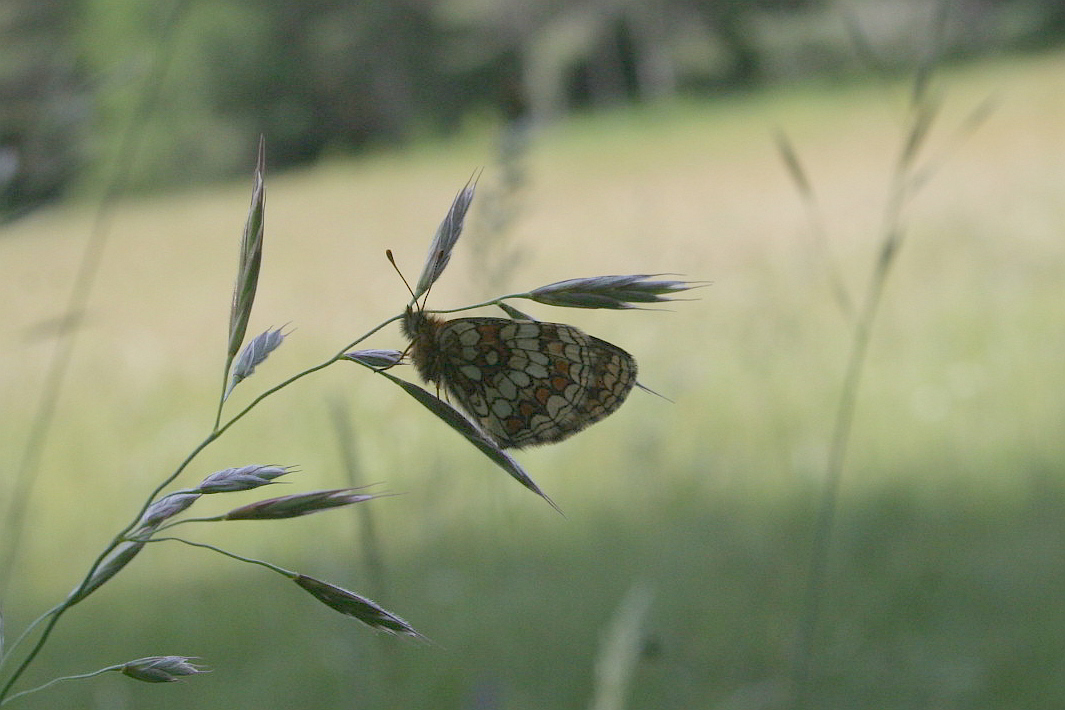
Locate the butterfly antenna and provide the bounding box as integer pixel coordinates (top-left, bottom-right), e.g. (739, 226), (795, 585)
(385, 249), (425, 308)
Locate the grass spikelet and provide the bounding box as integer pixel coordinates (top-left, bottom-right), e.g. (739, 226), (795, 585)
(226, 326), (287, 399)
(413, 174), (478, 300)
(293, 575), (423, 638)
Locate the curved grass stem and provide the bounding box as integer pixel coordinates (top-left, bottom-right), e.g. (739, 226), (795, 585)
(0, 665), (122, 706)
(0, 312), (403, 703)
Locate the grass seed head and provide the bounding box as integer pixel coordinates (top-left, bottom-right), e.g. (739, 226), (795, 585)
(120, 656), (208, 683)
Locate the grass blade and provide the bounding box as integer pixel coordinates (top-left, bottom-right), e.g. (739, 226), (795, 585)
(376, 370), (560, 512)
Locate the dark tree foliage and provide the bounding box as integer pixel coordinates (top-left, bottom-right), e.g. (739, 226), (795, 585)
(0, 0), (86, 217)
(210, 0), (444, 163)
(1, 0), (1064, 216)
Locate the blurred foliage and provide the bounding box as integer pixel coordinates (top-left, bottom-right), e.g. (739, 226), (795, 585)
(0, 0), (86, 215)
(1, 0), (1064, 214)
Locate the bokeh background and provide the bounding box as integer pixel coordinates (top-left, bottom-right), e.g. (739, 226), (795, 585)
(2, 1), (1065, 708)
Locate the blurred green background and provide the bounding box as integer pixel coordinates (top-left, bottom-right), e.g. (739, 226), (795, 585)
(3, 2), (1065, 709)
(4, 0), (1065, 213)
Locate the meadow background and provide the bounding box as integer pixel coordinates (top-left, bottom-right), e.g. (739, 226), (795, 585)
(2, 37), (1065, 710)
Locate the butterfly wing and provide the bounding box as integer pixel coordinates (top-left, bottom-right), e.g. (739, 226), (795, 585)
(434, 318), (637, 449)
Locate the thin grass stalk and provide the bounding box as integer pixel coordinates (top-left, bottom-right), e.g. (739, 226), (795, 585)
(775, 132), (854, 320)
(145, 537), (294, 576)
(329, 401), (389, 601)
(787, 3), (959, 698)
(1, 665), (120, 706)
(787, 85), (938, 710)
(0, 429), (217, 702)
(328, 400), (404, 697)
(6, 525), (377, 702)
(0, 315), (404, 702)
(788, 243), (896, 706)
(0, 0), (195, 598)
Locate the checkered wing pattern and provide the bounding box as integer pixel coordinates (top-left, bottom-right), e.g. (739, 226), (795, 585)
(403, 311), (637, 449)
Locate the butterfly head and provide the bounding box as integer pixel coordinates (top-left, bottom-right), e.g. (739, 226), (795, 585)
(401, 304), (448, 385)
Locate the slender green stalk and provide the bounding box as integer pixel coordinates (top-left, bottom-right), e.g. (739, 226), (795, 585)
(214, 365), (231, 431)
(0, 604), (63, 674)
(147, 537), (297, 578)
(788, 95), (929, 708)
(0, 313), (401, 703)
(330, 402), (388, 599)
(0, 0), (195, 598)
(329, 400), (402, 701)
(0, 665), (122, 706)
(148, 516), (226, 532)
(0, 428), (218, 703)
(786, 59), (988, 704)
(420, 293), (531, 316)
(775, 132), (854, 321)
(788, 238), (898, 705)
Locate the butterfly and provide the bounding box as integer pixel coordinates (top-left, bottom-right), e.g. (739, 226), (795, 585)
(402, 307), (637, 449)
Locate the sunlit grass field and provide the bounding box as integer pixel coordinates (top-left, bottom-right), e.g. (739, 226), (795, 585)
(2, 49), (1065, 709)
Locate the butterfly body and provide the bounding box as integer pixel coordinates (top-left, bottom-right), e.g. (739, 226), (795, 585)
(402, 308), (637, 449)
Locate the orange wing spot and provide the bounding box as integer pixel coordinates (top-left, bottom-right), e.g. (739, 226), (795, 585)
(476, 324), (502, 344)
